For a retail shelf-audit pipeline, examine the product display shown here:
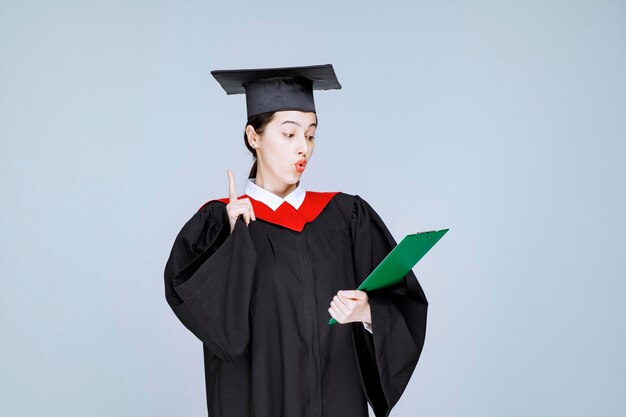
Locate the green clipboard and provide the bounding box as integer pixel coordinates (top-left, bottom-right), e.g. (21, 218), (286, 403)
(328, 228), (449, 325)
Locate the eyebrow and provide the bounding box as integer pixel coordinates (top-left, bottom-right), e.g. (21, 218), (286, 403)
(280, 120), (317, 128)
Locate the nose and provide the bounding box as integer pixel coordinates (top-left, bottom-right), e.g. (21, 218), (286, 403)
(297, 134), (308, 157)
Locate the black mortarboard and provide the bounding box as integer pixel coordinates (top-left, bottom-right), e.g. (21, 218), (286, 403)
(211, 64), (342, 118)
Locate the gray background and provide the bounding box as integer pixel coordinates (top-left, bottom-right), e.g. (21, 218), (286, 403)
(1, 0), (625, 416)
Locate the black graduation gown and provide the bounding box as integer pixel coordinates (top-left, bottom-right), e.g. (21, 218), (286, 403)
(163, 191), (428, 417)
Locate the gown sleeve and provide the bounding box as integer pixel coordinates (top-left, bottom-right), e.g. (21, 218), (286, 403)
(163, 203), (257, 363)
(349, 194), (429, 417)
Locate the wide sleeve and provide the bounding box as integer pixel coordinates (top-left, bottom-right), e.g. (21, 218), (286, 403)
(349, 194), (428, 417)
(163, 203), (257, 363)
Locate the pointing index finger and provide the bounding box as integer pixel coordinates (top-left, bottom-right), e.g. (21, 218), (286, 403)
(228, 169), (237, 203)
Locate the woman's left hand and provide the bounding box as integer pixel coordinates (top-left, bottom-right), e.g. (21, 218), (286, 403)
(328, 290), (371, 324)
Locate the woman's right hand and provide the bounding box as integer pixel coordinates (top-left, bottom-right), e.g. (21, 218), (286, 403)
(226, 169), (256, 233)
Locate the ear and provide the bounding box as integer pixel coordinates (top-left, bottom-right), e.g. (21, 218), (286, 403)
(246, 125), (259, 147)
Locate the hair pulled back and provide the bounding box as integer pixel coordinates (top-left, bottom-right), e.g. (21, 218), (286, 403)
(244, 111), (275, 179)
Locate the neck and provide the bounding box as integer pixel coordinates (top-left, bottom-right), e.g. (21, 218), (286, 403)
(255, 171), (298, 199)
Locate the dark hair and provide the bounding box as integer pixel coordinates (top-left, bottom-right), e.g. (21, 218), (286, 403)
(244, 111), (319, 178)
(244, 111), (276, 179)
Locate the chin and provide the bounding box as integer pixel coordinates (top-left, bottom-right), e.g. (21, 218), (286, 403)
(285, 172), (302, 184)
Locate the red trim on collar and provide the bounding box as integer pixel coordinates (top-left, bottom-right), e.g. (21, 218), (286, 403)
(198, 191), (340, 232)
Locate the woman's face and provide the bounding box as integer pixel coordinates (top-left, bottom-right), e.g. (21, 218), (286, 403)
(253, 110), (317, 186)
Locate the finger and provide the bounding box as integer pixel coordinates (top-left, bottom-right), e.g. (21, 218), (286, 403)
(340, 290), (364, 300)
(338, 290), (349, 300)
(354, 290), (367, 300)
(333, 294), (349, 308)
(339, 296), (357, 313)
(337, 292), (356, 306)
(228, 170), (237, 203)
(226, 204), (243, 219)
(249, 201), (256, 221)
(331, 299), (349, 316)
(230, 205), (249, 223)
(243, 209), (250, 226)
(242, 198), (256, 221)
(328, 306), (344, 323)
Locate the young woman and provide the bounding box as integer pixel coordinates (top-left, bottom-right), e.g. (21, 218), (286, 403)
(164, 64), (428, 417)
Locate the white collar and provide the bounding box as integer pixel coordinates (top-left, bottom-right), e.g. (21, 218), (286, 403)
(245, 178), (306, 211)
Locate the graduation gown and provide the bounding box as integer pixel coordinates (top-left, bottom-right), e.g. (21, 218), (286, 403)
(163, 186), (428, 417)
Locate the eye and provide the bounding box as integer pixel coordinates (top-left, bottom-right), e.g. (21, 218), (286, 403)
(306, 135), (315, 141)
(283, 132), (295, 138)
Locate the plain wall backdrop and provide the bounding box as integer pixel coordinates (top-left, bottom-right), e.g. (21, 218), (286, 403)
(1, 0), (625, 416)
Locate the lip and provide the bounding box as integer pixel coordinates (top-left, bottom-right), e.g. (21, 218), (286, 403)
(295, 159), (307, 172)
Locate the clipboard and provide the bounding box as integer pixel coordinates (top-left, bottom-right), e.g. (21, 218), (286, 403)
(328, 228), (449, 325)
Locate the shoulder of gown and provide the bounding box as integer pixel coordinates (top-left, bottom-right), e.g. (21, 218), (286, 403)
(165, 200), (229, 277)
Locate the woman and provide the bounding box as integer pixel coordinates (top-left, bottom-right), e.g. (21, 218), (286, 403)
(164, 64), (428, 417)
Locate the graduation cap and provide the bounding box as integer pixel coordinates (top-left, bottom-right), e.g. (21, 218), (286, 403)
(211, 64), (342, 118)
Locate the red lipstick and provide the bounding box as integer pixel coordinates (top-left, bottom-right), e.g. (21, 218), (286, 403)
(295, 158), (306, 172)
